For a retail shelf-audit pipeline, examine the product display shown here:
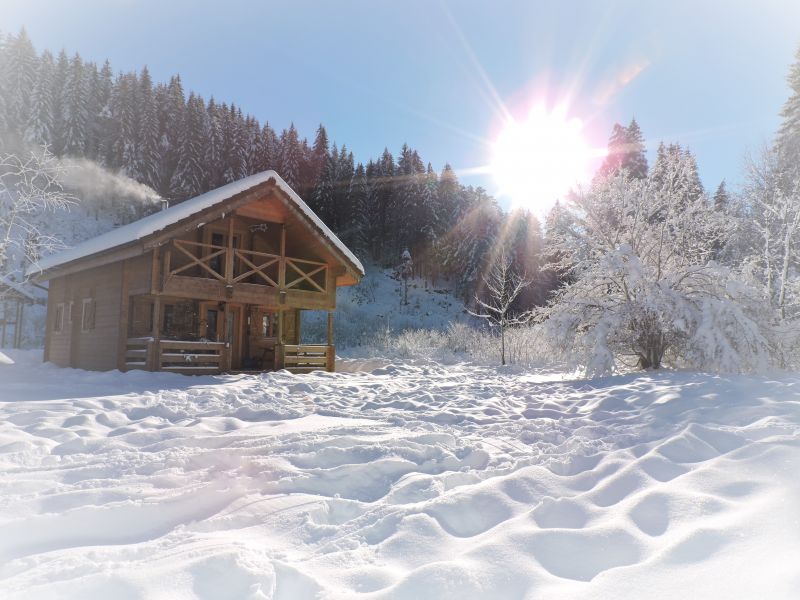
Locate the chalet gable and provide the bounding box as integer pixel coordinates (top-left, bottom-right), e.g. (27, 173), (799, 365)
(33, 171), (364, 285)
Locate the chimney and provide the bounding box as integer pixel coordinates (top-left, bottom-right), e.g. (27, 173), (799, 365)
(160, 199), (169, 212)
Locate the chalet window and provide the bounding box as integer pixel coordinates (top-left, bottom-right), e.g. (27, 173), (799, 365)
(54, 303), (65, 333)
(162, 300), (197, 339)
(66, 301), (73, 324)
(81, 298), (96, 331)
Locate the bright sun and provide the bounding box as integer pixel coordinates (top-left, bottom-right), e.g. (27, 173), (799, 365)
(491, 104), (594, 212)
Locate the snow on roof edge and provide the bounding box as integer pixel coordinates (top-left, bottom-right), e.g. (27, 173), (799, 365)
(33, 171), (364, 278)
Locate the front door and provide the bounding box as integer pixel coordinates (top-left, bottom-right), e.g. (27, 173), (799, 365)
(199, 302), (243, 370)
(225, 304), (243, 369)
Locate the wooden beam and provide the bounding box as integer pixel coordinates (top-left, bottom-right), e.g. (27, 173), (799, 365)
(327, 311), (334, 346)
(150, 247), (160, 294)
(225, 214), (235, 283)
(279, 224), (286, 293)
(117, 260), (130, 371)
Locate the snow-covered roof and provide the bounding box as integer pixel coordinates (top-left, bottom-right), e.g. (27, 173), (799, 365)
(34, 171), (365, 277)
(0, 274), (36, 301)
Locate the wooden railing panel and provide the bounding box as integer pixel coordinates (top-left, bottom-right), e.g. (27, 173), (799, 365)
(162, 239), (330, 297)
(281, 343), (334, 373)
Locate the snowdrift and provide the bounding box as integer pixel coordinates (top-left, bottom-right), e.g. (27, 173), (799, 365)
(0, 352), (799, 598)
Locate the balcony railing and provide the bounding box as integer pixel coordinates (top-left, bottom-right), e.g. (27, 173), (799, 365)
(164, 240), (328, 294)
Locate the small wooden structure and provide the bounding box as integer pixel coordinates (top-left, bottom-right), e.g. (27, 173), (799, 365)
(34, 171), (364, 374)
(0, 275), (35, 349)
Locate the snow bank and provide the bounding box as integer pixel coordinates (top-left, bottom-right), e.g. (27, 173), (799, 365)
(0, 357), (799, 598)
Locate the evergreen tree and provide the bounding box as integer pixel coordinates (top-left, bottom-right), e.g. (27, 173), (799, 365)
(170, 92), (207, 199)
(625, 118), (648, 179)
(61, 53), (88, 156)
(349, 162), (371, 254)
(311, 124), (329, 185)
(2, 28), (38, 140)
(159, 75), (185, 196)
(713, 180), (729, 211)
(312, 143), (337, 224)
(94, 60), (115, 164)
(25, 49), (55, 147)
(257, 121), (279, 172)
(205, 97), (224, 188)
(137, 66), (161, 189)
(279, 123), (301, 189)
(597, 118), (648, 181)
(113, 72), (139, 175)
(777, 45), (800, 156)
(51, 49), (69, 154)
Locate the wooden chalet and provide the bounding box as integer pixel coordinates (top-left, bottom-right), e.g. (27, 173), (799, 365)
(34, 171), (364, 375)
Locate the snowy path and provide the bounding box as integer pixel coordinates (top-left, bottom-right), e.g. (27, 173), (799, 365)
(1, 352), (799, 599)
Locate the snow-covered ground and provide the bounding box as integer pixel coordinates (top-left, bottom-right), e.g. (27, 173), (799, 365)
(1, 350), (799, 599)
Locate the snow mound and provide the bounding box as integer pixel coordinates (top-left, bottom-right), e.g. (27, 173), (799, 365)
(0, 358), (799, 598)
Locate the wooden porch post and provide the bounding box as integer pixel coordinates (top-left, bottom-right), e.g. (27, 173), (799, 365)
(327, 311), (335, 372)
(279, 224), (286, 291)
(117, 260), (130, 371)
(276, 308), (285, 370)
(225, 215), (235, 283)
(150, 295), (161, 372)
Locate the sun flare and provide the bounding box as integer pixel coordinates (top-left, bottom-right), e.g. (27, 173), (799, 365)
(491, 104), (595, 213)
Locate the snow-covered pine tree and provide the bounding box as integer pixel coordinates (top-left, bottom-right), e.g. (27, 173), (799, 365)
(221, 105), (246, 183)
(311, 143), (336, 224)
(279, 123), (301, 190)
(1, 29), (38, 142)
(60, 53), (89, 156)
(596, 119), (648, 181)
(170, 92), (208, 200)
(349, 162), (371, 255)
(94, 60), (115, 165)
(649, 142), (704, 205)
(204, 97), (224, 188)
(24, 49), (56, 147)
(243, 115), (261, 177)
(776, 45), (800, 158)
(114, 72), (140, 177)
(625, 118), (648, 179)
(713, 180), (729, 211)
(596, 123), (628, 180)
(137, 66), (161, 190)
(311, 124), (329, 187)
(333, 145), (354, 233)
(159, 75), (185, 196)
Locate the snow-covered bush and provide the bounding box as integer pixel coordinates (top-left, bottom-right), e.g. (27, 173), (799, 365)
(540, 151), (779, 376)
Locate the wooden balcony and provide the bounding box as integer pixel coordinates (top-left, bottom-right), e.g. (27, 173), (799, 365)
(159, 238), (333, 308)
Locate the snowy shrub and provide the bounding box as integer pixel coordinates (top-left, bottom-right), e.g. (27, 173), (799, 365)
(540, 152), (780, 376)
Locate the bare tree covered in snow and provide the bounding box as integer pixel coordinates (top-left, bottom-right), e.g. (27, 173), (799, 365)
(742, 148), (800, 321)
(470, 248), (532, 365)
(0, 146), (73, 290)
(540, 150), (775, 376)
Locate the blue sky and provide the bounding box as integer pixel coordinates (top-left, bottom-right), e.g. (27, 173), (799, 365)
(5, 0), (800, 208)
